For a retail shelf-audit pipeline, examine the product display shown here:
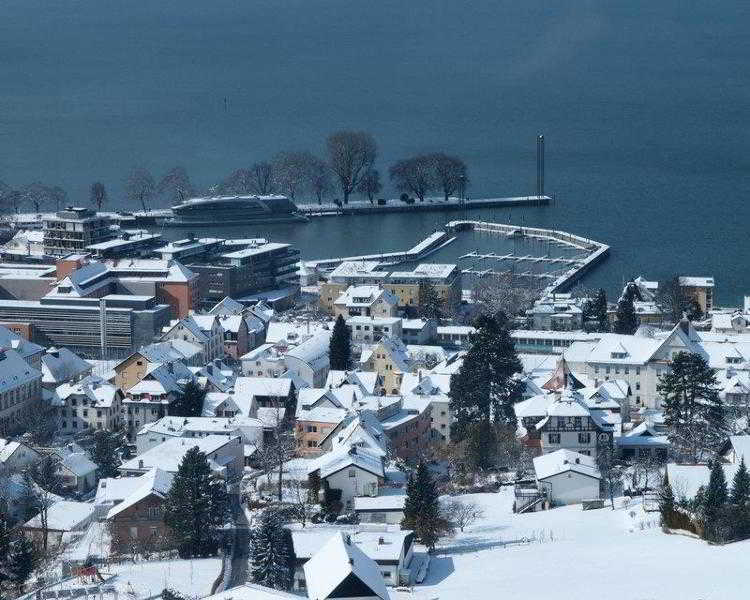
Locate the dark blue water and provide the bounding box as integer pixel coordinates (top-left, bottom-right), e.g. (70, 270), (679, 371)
(2, 1), (749, 302)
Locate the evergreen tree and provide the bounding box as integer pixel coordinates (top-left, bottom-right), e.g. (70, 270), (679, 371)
(249, 509), (295, 590)
(329, 315), (352, 371)
(702, 459), (728, 540)
(402, 462), (448, 550)
(162, 589), (185, 600)
(464, 420), (497, 472)
(90, 429), (122, 479)
(658, 352), (725, 462)
(730, 456), (750, 506)
(613, 283), (639, 334)
(418, 281), (443, 320)
(163, 447), (228, 558)
(658, 476), (676, 527)
(0, 517), (11, 588)
(7, 533), (35, 592)
(170, 380), (207, 417)
(449, 312), (522, 439)
(593, 288), (609, 332)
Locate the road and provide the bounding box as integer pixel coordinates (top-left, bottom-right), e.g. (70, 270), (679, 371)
(226, 499), (251, 589)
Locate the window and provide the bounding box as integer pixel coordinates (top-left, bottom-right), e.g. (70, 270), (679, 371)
(148, 506), (160, 519)
(297, 579), (306, 590)
(548, 433), (561, 444)
(636, 367), (641, 375)
(348, 469), (356, 478)
(578, 432), (591, 444)
(129, 527), (138, 539)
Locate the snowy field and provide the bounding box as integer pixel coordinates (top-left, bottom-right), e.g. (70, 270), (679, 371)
(101, 558), (221, 598)
(402, 489), (746, 600)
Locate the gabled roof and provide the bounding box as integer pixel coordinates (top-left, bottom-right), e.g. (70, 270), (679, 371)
(541, 357), (585, 391)
(316, 445), (385, 479)
(303, 532), (390, 600)
(0, 348), (41, 394)
(534, 449), (600, 481)
(209, 296), (245, 316)
(106, 468), (174, 519)
(52, 374), (118, 408)
(41, 347), (91, 385)
(24, 500), (95, 531)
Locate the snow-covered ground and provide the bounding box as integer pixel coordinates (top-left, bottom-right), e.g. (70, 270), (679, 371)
(103, 558), (221, 598)
(398, 489), (746, 600)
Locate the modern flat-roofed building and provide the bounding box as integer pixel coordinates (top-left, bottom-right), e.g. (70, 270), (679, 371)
(678, 276), (715, 314)
(43, 207), (114, 256)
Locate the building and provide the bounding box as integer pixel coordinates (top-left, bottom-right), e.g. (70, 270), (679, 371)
(434, 325), (474, 348)
(294, 528), (410, 592)
(533, 449), (601, 506)
(0, 439), (41, 473)
(400, 318), (437, 345)
(40, 347), (92, 390)
(526, 294), (584, 331)
(678, 276), (714, 314)
(301, 532), (390, 600)
(353, 490), (407, 525)
(333, 286), (399, 320)
(86, 231), (163, 259)
(309, 446), (385, 511)
(43, 207), (114, 256)
(295, 388), (349, 456)
(118, 435), (244, 482)
(348, 316), (403, 345)
(385, 264), (461, 312)
(161, 314), (225, 362)
(400, 372), (452, 443)
(51, 375), (123, 433)
(0, 348), (43, 436)
(49, 444), (98, 494)
(106, 467), (174, 554)
(362, 337), (413, 394)
(285, 331), (332, 388)
(23, 500), (95, 548)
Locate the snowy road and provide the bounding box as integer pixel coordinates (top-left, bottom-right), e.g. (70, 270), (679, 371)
(226, 501), (251, 589)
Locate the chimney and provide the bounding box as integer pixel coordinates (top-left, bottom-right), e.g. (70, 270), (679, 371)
(138, 460), (144, 469)
(101, 480), (107, 488)
(378, 536), (385, 545)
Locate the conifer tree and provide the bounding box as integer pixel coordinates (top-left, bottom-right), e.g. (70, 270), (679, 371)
(402, 462), (448, 551)
(449, 312), (522, 439)
(329, 315), (351, 371)
(658, 352), (725, 462)
(593, 288), (609, 332)
(249, 509), (295, 590)
(0, 517), (11, 588)
(163, 447), (228, 557)
(658, 476), (676, 527)
(162, 589), (186, 600)
(730, 456), (750, 506)
(7, 533), (35, 592)
(703, 459), (728, 535)
(613, 283), (639, 334)
(418, 281), (443, 320)
(170, 380), (207, 417)
(90, 429), (122, 479)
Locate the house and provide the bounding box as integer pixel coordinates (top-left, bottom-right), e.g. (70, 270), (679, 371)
(293, 528), (413, 591)
(309, 446), (385, 511)
(119, 435), (243, 482)
(526, 294), (584, 331)
(533, 449), (601, 506)
(49, 444), (98, 494)
(362, 337), (413, 395)
(161, 314), (225, 362)
(240, 343), (287, 378)
(618, 421), (669, 460)
(295, 389), (348, 456)
(678, 276), (714, 314)
(334, 285), (399, 320)
(51, 375), (123, 433)
(135, 415), (263, 456)
(40, 347), (92, 390)
(22, 500), (95, 548)
(400, 372), (452, 443)
(114, 340), (204, 392)
(106, 467), (174, 554)
(434, 325), (475, 348)
(0, 323), (45, 369)
(325, 370), (380, 396)
(233, 376), (295, 410)
(302, 531), (390, 600)
(0, 439), (41, 473)
(0, 348), (44, 436)
(285, 331), (332, 388)
(354, 489), (407, 525)
(719, 435), (750, 464)
(204, 583), (300, 600)
(400, 318), (437, 345)
(379, 394), (432, 461)
(711, 311), (748, 335)
(347, 316), (403, 345)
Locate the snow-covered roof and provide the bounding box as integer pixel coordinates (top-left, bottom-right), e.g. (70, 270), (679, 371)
(678, 276), (714, 288)
(325, 370), (380, 395)
(233, 376), (292, 398)
(107, 468), (174, 519)
(24, 500), (95, 531)
(303, 532), (390, 600)
(0, 348), (41, 394)
(41, 347), (91, 385)
(119, 435), (239, 473)
(286, 331), (332, 370)
(52, 374), (118, 408)
(51, 446), (98, 476)
(316, 446), (384, 479)
(534, 449), (600, 481)
(205, 583), (300, 600)
(209, 296), (246, 316)
(353, 490), (407, 512)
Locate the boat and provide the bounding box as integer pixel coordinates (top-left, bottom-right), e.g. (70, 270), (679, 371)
(159, 194), (309, 227)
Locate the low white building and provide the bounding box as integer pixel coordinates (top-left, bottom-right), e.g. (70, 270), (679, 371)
(285, 331), (332, 388)
(354, 490), (407, 525)
(135, 415), (263, 455)
(348, 316), (403, 345)
(334, 285), (399, 319)
(533, 449), (601, 506)
(310, 446), (385, 511)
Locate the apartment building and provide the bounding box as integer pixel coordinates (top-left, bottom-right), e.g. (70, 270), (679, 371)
(0, 348), (43, 436)
(43, 207), (114, 256)
(51, 375), (123, 433)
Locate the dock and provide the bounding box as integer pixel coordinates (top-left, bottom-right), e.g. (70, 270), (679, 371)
(296, 195), (550, 217)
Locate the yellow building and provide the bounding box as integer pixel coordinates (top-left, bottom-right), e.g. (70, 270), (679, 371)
(362, 337), (413, 394)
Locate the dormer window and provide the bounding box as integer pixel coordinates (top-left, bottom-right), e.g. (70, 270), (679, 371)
(727, 356), (742, 365)
(611, 351), (627, 359)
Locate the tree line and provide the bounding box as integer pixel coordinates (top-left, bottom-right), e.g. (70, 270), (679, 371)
(1, 130), (469, 214)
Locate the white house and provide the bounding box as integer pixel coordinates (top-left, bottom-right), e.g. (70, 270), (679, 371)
(310, 446), (385, 511)
(354, 490), (407, 525)
(0, 439), (40, 474)
(135, 415), (263, 455)
(334, 285), (399, 319)
(347, 316), (403, 345)
(161, 314), (225, 362)
(302, 532), (390, 600)
(285, 331), (332, 388)
(533, 449), (601, 506)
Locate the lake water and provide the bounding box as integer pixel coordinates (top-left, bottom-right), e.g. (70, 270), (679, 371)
(2, 1), (750, 303)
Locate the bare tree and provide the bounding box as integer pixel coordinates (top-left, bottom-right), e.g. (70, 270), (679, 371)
(326, 130), (377, 204)
(218, 168), (254, 195)
(442, 499), (484, 531)
(123, 166), (156, 213)
(19, 183), (66, 214)
(249, 161), (277, 195)
(272, 152), (311, 201)
(28, 455), (63, 551)
(356, 168), (382, 203)
(305, 155), (333, 204)
(468, 273), (543, 321)
(389, 155), (433, 202)
(256, 407), (297, 502)
(89, 182), (107, 212)
(283, 479), (316, 527)
(427, 153), (468, 202)
(156, 166), (195, 205)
